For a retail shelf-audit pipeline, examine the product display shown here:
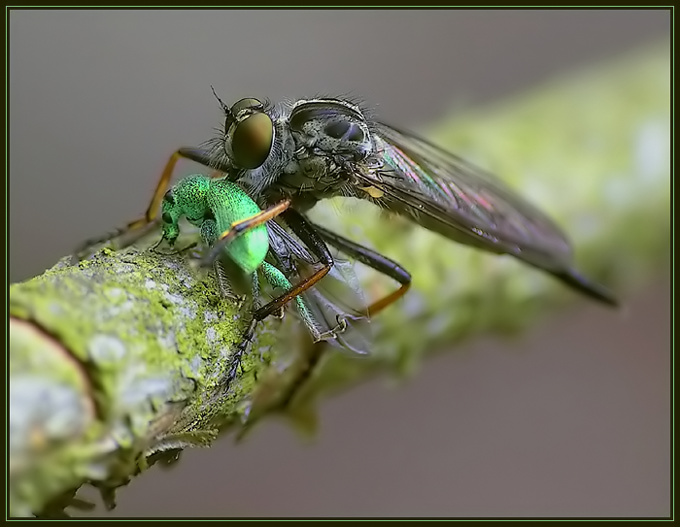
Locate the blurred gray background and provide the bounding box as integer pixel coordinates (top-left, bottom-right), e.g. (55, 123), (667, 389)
(9, 10), (670, 517)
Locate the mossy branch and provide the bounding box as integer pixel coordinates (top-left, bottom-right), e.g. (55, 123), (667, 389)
(9, 42), (670, 517)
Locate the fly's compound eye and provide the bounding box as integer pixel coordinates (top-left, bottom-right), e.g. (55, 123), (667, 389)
(224, 98), (263, 130)
(231, 98), (265, 117)
(228, 103), (274, 170)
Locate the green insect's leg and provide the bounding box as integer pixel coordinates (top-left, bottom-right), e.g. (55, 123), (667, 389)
(199, 218), (241, 303)
(259, 262), (348, 341)
(213, 260), (242, 304)
(259, 262), (322, 342)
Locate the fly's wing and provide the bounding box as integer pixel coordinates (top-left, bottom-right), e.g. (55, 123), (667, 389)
(267, 221), (373, 354)
(354, 122), (617, 305)
(359, 122), (573, 272)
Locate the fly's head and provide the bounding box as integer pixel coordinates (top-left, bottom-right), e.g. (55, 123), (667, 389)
(213, 92), (275, 172)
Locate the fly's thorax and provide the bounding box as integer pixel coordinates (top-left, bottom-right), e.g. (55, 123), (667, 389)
(249, 98), (374, 201)
(289, 99), (373, 159)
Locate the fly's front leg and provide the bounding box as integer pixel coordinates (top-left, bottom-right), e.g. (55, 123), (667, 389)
(275, 215), (411, 416)
(74, 149), (189, 258)
(220, 273), (266, 392)
(221, 317), (259, 394)
(74, 147), (230, 259)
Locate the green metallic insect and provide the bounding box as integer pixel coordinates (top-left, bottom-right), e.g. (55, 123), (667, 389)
(155, 173), (352, 378)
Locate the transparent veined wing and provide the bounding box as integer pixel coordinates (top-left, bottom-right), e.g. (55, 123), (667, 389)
(267, 220), (373, 354)
(353, 122), (616, 305)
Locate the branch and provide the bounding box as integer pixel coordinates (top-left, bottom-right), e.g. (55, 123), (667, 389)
(9, 42), (670, 517)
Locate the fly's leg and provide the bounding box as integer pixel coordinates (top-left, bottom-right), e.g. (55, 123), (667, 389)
(219, 271), (263, 393)
(275, 218), (411, 414)
(318, 315), (348, 340)
(309, 221), (412, 316)
(259, 262), (348, 344)
(197, 205), (335, 324)
(222, 317), (259, 393)
(74, 147), (227, 259)
(252, 209), (335, 320)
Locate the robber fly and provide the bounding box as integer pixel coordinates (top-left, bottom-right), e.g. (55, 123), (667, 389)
(79, 93), (617, 323)
(153, 93), (617, 309)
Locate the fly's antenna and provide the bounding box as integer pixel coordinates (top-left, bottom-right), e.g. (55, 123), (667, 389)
(211, 85), (231, 117)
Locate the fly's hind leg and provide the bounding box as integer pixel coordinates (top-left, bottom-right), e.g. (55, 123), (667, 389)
(274, 218), (412, 416)
(237, 213), (409, 437)
(309, 221), (412, 316)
